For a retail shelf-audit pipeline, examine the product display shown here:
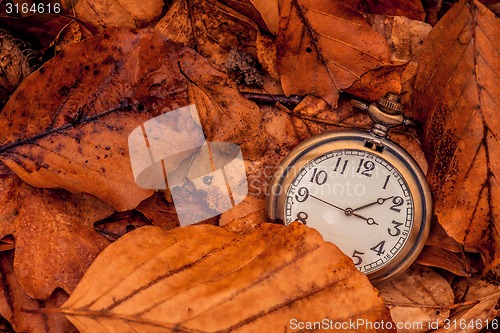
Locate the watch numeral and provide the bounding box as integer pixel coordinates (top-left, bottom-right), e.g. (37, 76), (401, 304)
(295, 187), (309, 202)
(370, 241), (386, 256)
(352, 250), (365, 265)
(296, 211), (308, 224)
(390, 196), (404, 212)
(333, 157), (348, 174)
(310, 168), (328, 185)
(356, 159), (375, 177)
(388, 220), (404, 237)
(382, 175), (390, 189)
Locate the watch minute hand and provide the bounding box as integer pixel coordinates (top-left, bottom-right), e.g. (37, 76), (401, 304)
(309, 195), (346, 213)
(352, 196), (394, 212)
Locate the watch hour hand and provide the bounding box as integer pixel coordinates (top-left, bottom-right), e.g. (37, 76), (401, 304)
(351, 213), (379, 226)
(352, 196), (394, 212)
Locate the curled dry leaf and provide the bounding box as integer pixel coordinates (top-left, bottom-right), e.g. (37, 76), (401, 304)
(155, 0), (258, 69)
(94, 211), (152, 242)
(416, 246), (469, 277)
(61, 223), (393, 332)
(0, 27), (194, 211)
(219, 0), (277, 33)
(358, 0), (426, 21)
(376, 265), (454, 333)
(135, 193), (181, 229)
(412, 0), (500, 270)
(256, 32), (280, 81)
(0, 174), (114, 299)
(277, 0), (392, 106)
(74, 0), (164, 30)
(0, 252), (77, 333)
(53, 20), (93, 54)
(432, 278), (500, 333)
(179, 49), (268, 161)
(368, 15), (432, 108)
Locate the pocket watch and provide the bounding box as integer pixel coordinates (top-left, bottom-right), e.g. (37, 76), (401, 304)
(267, 93), (432, 282)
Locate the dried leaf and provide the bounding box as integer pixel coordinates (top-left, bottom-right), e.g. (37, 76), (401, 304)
(416, 246), (469, 277)
(412, 0), (500, 270)
(219, 0), (275, 33)
(376, 265), (455, 333)
(0, 174), (114, 299)
(368, 15), (432, 108)
(277, 0), (391, 106)
(155, 0), (258, 69)
(179, 49), (268, 160)
(94, 211), (152, 242)
(345, 63), (406, 102)
(0, 28), (193, 211)
(432, 278), (500, 333)
(0, 15), (88, 51)
(249, 0), (280, 34)
(135, 193), (181, 229)
(61, 223), (393, 332)
(256, 32), (280, 81)
(0, 252), (77, 333)
(53, 20), (93, 54)
(361, 0), (426, 21)
(220, 195), (266, 233)
(425, 219), (463, 253)
(74, 0), (164, 30)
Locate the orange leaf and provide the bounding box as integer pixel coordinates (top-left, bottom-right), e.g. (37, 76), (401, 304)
(155, 0), (258, 69)
(0, 28), (192, 211)
(61, 223), (393, 332)
(277, 0), (391, 106)
(413, 0), (500, 270)
(0, 174), (114, 299)
(0, 252), (77, 333)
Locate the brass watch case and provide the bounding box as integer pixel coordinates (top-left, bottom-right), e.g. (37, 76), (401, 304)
(267, 130), (432, 282)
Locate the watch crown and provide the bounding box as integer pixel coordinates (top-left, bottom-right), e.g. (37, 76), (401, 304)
(378, 93), (402, 113)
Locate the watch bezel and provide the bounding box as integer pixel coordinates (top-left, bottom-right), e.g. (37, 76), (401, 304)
(267, 130), (432, 282)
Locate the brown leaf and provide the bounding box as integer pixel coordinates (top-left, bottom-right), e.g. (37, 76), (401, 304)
(425, 219), (463, 253)
(53, 20), (93, 54)
(135, 193), (181, 229)
(60, 223), (393, 332)
(376, 265), (454, 333)
(0, 15), (91, 51)
(0, 28), (193, 211)
(74, 0), (164, 30)
(248, 0), (280, 34)
(256, 32), (280, 81)
(368, 15), (432, 108)
(155, 0), (258, 69)
(0, 252), (77, 333)
(179, 48), (268, 160)
(345, 64), (406, 102)
(219, 0), (276, 33)
(0, 174), (114, 299)
(94, 211), (152, 242)
(416, 246), (469, 277)
(432, 277), (500, 333)
(412, 0), (500, 270)
(220, 195), (266, 233)
(277, 0), (391, 106)
(361, 0), (426, 21)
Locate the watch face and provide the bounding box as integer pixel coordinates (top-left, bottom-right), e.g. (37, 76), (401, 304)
(284, 148), (414, 274)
